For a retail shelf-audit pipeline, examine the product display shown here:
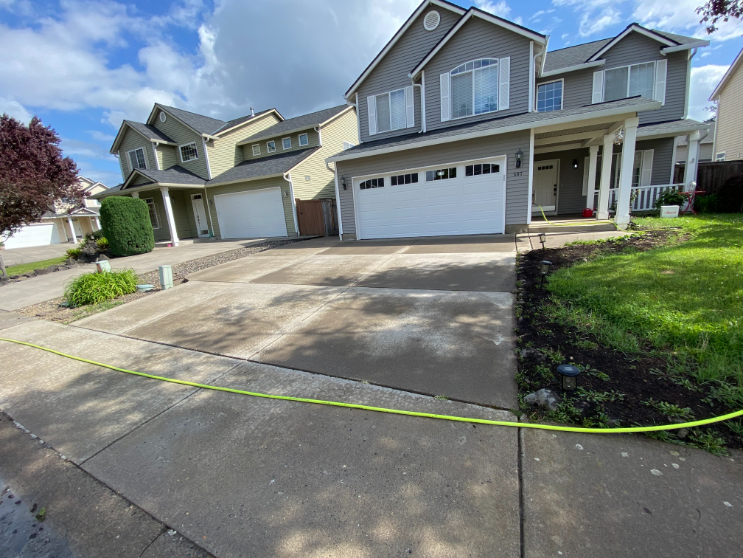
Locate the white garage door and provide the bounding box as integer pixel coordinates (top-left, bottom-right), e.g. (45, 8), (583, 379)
(3, 223), (61, 249)
(355, 157), (506, 240)
(214, 188), (288, 239)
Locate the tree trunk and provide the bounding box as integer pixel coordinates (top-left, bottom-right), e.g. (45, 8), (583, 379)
(0, 253), (6, 277)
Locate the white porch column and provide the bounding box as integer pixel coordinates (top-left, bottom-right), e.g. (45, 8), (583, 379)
(160, 186), (179, 247)
(586, 145), (599, 211)
(66, 216), (76, 243)
(95, 217), (101, 230)
(684, 130), (701, 192)
(131, 192), (139, 199)
(597, 134), (614, 220)
(615, 117), (639, 228)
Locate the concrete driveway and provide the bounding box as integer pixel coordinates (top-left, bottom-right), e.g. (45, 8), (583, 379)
(1, 243), (73, 267)
(78, 235), (519, 408)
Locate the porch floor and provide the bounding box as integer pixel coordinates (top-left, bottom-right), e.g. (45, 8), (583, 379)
(528, 213), (616, 233)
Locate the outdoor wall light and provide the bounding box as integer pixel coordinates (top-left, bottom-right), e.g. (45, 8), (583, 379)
(341, 175), (347, 190)
(573, 158), (579, 169)
(515, 148), (523, 168)
(437, 170), (445, 177)
(540, 260), (552, 288)
(538, 232), (546, 250)
(557, 364), (581, 392)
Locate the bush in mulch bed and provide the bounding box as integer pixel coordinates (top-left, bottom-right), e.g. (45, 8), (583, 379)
(516, 230), (741, 454)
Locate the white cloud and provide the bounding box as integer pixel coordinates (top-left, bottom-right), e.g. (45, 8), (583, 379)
(688, 64), (728, 120)
(633, 0), (743, 41)
(552, 0), (622, 37)
(0, 97), (32, 122)
(476, 1), (512, 17)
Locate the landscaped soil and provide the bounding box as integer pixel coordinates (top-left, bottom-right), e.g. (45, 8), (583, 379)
(16, 239), (300, 324)
(517, 229), (741, 452)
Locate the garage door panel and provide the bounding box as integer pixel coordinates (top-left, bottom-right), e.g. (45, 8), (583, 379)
(215, 188), (287, 239)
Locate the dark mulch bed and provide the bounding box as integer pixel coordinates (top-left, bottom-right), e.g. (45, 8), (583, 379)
(517, 229), (741, 452)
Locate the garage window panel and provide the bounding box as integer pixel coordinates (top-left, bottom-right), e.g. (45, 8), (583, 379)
(425, 167), (457, 181)
(360, 177), (384, 190)
(391, 173), (419, 186)
(465, 164), (500, 176)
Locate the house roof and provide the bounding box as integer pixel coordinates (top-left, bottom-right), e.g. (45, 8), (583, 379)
(207, 148), (319, 186)
(238, 105), (352, 144)
(637, 118), (709, 140)
(110, 120), (177, 153)
(710, 46), (743, 100)
(543, 38), (613, 73)
(41, 207), (100, 219)
(123, 165), (206, 189)
(147, 104), (282, 137)
(329, 96), (660, 162)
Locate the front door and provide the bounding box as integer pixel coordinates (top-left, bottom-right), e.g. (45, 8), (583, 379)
(191, 194), (210, 237)
(533, 160), (559, 214)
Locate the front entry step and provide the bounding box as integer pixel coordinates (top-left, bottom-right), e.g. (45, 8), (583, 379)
(528, 220), (616, 233)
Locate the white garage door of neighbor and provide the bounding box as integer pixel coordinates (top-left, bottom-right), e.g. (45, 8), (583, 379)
(214, 187), (287, 239)
(355, 157), (506, 240)
(3, 223), (61, 249)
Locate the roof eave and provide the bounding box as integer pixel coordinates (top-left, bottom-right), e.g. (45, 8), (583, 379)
(541, 59), (605, 78)
(206, 173), (284, 188)
(213, 109), (282, 137)
(586, 24), (678, 63)
(236, 107), (354, 146)
(661, 40), (709, 54)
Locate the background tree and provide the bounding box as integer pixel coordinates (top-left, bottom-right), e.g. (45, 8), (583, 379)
(0, 114), (79, 276)
(698, 0), (743, 33)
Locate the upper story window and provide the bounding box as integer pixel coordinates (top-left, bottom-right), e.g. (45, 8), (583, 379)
(282, 137), (292, 150)
(537, 80), (563, 112)
(367, 87), (414, 135)
(127, 148), (147, 170)
(605, 61), (655, 102)
(252, 144), (261, 156)
(299, 133), (309, 146)
(450, 58), (499, 119)
(179, 142), (198, 163)
(267, 140), (276, 153)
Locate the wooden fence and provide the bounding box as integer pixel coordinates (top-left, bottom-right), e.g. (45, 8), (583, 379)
(295, 199), (339, 237)
(674, 161), (743, 194)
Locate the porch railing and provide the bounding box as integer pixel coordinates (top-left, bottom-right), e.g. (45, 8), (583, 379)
(594, 184), (684, 213)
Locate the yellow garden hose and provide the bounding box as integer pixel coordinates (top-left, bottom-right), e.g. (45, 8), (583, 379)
(2, 337), (741, 434)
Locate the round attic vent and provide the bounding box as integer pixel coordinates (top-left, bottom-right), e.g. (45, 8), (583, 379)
(159, 112), (166, 122)
(423, 10), (440, 31)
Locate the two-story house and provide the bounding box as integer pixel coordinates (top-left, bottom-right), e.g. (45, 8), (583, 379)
(96, 103), (357, 245)
(327, 0), (709, 240)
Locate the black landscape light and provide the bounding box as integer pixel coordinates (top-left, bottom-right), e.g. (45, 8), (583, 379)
(538, 232), (546, 250)
(557, 364), (581, 391)
(540, 260), (552, 288)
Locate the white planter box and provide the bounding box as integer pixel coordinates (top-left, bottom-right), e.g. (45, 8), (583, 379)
(660, 205), (679, 219)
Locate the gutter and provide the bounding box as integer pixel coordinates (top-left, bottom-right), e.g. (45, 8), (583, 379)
(283, 171), (300, 235)
(327, 160), (344, 237)
(661, 40), (709, 54)
(540, 60), (604, 78)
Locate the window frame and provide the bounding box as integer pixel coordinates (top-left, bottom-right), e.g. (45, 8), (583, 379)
(450, 58), (499, 121)
(127, 147), (147, 171)
(536, 78), (564, 112)
(375, 87), (407, 133)
(716, 152), (726, 161)
(266, 140), (276, 153)
(178, 142), (199, 163)
(252, 144), (261, 156)
(282, 137), (292, 150)
(298, 133), (309, 146)
(143, 198), (161, 229)
(603, 61), (656, 102)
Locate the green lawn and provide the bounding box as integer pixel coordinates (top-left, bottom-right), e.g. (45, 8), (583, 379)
(6, 256), (69, 276)
(547, 214), (743, 408)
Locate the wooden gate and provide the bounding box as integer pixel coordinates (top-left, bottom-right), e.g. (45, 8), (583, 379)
(296, 199), (325, 236)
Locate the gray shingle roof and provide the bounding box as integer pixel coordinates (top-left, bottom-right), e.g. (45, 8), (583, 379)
(240, 105), (350, 143)
(124, 121), (176, 143)
(543, 38), (612, 72)
(651, 30), (700, 45)
(158, 105), (279, 136)
(331, 97), (658, 161)
(207, 148), (319, 186)
(131, 166), (206, 187)
(214, 109), (278, 134)
(637, 118), (709, 138)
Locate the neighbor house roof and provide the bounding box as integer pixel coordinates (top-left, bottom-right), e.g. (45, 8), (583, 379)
(150, 104), (282, 137)
(207, 148), (319, 186)
(238, 105), (353, 145)
(329, 96), (660, 162)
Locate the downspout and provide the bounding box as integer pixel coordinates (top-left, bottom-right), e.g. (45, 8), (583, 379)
(201, 136), (213, 179)
(314, 126), (323, 147)
(327, 160), (344, 238)
(528, 41), (534, 112)
(413, 72), (425, 134)
(283, 171), (300, 236)
(683, 48), (698, 119)
(152, 142), (161, 170)
(355, 93), (362, 143)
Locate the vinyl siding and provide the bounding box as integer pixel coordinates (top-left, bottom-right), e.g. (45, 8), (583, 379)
(425, 17), (532, 131)
(205, 177), (297, 239)
(714, 64), (743, 160)
(336, 129), (531, 237)
(127, 188), (199, 241)
(543, 31), (689, 125)
(152, 108), (210, 179)
(675, 142), (714, 163)
(637, 137), (675, 185)
(118, 129), (157, 180)
(157, 145), (179, 170)
(356, 7), (461, 143)
(242, 129), (321, 161)
(207, 113), (282, 178)
(292, 109), (358, 200)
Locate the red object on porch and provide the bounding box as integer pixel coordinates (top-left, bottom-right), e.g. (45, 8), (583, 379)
(680, 190), (705, 216)
(582, 208), (594, 218)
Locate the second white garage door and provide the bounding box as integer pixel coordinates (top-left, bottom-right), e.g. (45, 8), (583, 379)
(214, 188), (287, 239)
(354, 157), (506, 239)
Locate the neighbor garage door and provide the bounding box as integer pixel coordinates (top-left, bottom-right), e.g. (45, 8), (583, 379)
(354, 157), (506, 239)
(214, 188), (287, 239)
(3, 223), (61, 249)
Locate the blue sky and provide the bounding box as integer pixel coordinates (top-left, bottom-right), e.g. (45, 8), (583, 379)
(0, 0), (740, 186)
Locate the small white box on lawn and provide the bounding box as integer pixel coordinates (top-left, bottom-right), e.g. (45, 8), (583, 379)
(159, 265), (173, 290)
(660, 205), (679, 219)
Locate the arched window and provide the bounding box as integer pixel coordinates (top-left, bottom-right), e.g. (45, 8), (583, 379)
(450, 58), (498, 118)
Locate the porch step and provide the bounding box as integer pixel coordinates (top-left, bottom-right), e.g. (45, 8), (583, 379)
(528, 221), (616, 233)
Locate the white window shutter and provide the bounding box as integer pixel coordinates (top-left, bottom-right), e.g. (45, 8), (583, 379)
(654, 59), (667, 106)
(440, 73), (450, 122)
(499, 57), (510, 110)
(405, 85), (415, 128)
(582, 156), (590, 196)
(592, 71), (604, 104)
(367, 96), (377, 135)
(640, 149), (654, 186)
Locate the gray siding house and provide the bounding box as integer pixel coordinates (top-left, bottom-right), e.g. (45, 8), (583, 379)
(328, 0), (709, 239)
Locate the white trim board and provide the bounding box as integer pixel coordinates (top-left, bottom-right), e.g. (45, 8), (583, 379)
(587, 24), (676, 62)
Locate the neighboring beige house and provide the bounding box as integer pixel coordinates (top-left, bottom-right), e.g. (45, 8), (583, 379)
(675, 119), (715, 163)
(2, 177), (108, 249)
(96, 103), (358, 244)
(710, 47), (743, 161)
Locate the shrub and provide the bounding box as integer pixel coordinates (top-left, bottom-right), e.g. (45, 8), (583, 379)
(100, 197), (154, 257)
(694, 193), (722, 214)
(96, 237), (109, 251)
(64, 269), (138, 307)
(66, 248), (81, 260)
(654, 188), (686, 209)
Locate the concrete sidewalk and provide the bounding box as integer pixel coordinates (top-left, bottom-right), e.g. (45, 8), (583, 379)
(0, 317), (741, 557)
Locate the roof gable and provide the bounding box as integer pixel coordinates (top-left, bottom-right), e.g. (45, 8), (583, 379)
(110, 120), (176, 154)
(710, 46), (743, 101)
(587, 24), (678, 62)
(237, 105), (353, 145)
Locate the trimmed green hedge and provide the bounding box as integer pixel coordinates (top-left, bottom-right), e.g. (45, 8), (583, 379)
(100, 197), (154, 257)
